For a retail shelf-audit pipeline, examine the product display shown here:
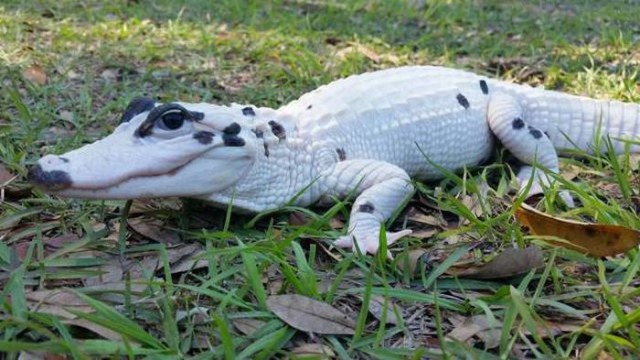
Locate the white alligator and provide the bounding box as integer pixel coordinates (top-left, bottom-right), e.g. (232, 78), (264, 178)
(29, 66), (640, 256)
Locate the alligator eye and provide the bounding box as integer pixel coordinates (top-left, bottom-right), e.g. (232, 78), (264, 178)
(158, 109), (185, 130)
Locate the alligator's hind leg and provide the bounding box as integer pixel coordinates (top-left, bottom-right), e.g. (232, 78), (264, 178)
(487, 93), (573, 205)
(322, 159), (414, 257)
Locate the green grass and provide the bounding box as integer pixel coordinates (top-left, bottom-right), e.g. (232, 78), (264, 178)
(2, 0), (640, 358)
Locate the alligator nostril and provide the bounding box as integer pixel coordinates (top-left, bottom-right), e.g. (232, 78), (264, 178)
(28, 164), (73, 191)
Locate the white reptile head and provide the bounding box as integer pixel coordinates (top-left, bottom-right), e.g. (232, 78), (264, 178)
(29, 97), (266, 199)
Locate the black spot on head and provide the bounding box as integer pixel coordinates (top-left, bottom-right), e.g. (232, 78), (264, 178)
(479, 80), (489, 95)
(242, 107), (256, 116)
(120, 97), (156, 123)
(223, 122), (241, 135)
(336, 148), (346, 161)
(223, 134), (246, 147)
(268, 120), (286, 140)
(512, 117), (525, 129)
(191, 111), (204, 121)
(456, 93), (470, 109)
(193, 131), (214, 145)
(307, 104), (313, 110)
(358, 202), (375, 213)
(59, 157), (69, 163)
(544, 131), (550, 139)
(528, 126), (543, 139)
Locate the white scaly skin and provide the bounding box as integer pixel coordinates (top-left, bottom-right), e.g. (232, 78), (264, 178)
(30, 66), (640, 256)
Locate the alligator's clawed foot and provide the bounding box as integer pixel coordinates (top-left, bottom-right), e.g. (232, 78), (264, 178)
(334, 229), (413, 258)
(517, 166), (575, 208)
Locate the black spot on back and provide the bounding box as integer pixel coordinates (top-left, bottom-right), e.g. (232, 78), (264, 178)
(223, 134), (246, 147)
(456, 93), (470, 109)
(307, 104), (313, 110)
(252, 129), (264, 138)
(528, 126), (543, 139)
(242, 106), (256, 116)
(193, 131), (215, 144)
(336, 148), (346, 161)
(59, 157), (69, 163)
(223, 122), (241, 135)
(512, 117), (525, 129)
(252, 129), (269, 156)
(479, 80), (489, 95)
(268, 120), (286, 140)
(358, 202), (375, 213)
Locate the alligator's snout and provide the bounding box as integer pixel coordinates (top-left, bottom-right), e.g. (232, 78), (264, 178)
(28, 163), (73, 191)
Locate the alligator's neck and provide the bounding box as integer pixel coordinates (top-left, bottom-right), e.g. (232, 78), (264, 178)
(200, 110), (323, 212)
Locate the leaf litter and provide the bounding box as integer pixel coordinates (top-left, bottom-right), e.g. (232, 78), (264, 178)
(516, 203), (640, 257)
(267, 294), (357, 335)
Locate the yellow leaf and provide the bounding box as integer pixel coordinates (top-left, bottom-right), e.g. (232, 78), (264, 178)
(515, 203), (640, 257)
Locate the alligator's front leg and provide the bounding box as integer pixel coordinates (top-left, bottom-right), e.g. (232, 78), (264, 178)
(322, 159), (414, 256)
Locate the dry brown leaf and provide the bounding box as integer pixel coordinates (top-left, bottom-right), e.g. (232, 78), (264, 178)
(460, 193), (483, 225)
(288, 343), (335, 359)
(361, 295), (401, 325)
(100, 68), (118, 81)
(166, 243), (209, 273)
(64, 319), (124, 341)
(447, 246), (544, 279)
(22, 65), (47, 85)
(267, 294), (356, 335)
(0, 163), (15, 185)
(335, 44), (380, 63)
(83, 257), (124, 286)
(516, 203), (640, 257)
(25, 289), (93, 319)
(407, 210), (446, 227)
(58, 110), (74, 122)
(128, 217), (181, 244)
(447, 315), (502, 349)
(232, 318), (266, 336)
(411, 228), (438, 239)
(396, 249), (427, 274)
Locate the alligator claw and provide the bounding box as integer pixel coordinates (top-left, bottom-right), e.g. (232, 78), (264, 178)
(334, 229), (412, 258)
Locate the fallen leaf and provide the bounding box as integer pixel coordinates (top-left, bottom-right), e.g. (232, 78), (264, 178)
(515, 203), (640, 257)
(411, 228), (438, 239)
(288, 343), (335, 359)
(58, 110), (74, 122)
(447, 246), (544, 279)
(0, 164), (15, 185)
(176, 306), (209, 323)
(360, 295), (401, 325)
(128, 217), (181, 244)
(64, 319), (124, 341)
(22, 65), (47, 85)
(267, 294), (356, 335)
(232, 318), (266, 336)
(100, 68), (118, 81)
(447, 315), (502, 349)
(396, 249), (428, 274)
(25, 289), (93, 319)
